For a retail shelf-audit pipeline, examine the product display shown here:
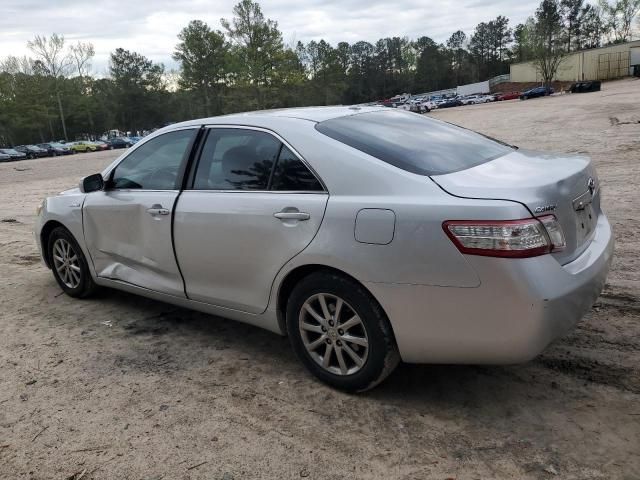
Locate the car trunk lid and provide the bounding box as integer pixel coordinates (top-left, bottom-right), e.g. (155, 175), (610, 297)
(431, 149), (600, 264)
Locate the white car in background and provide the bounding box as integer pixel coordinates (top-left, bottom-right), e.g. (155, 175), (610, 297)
(461, 95), (490, 105)
(416, 98), (437, 112)
(398, 97), (436, 113)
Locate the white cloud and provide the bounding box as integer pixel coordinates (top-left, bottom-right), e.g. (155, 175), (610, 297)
(0, 0), (542, 73)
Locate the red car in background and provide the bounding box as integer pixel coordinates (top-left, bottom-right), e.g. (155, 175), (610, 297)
(496, 91), (520, 101)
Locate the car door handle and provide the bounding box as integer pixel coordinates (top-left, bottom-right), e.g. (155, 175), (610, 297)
(274, 211), (310, 221)
(147, 204), (170, 216)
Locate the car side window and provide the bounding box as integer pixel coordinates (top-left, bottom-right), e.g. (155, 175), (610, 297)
(111, 129), (195, 190)
(193, 129), (280, 190)
(271, 146), (323, 191)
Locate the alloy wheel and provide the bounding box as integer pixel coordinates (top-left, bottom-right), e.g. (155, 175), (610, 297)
(52, 238), (82, 289)
(298, 293), (369, 376)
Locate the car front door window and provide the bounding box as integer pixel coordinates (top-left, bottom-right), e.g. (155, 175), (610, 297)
(111, 130), (195, 190)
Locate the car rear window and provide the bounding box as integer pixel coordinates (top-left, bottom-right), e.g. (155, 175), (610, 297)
(314, 110), (513, 176)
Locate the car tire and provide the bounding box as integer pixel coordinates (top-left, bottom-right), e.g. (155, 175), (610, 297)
(286, 271), (400, 392)
(47, 227), (97, 298)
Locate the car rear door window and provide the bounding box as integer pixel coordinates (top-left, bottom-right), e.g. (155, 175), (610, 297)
(315, 109), (513, 176)
(192, 129), (281, 190)
(270, 146), (323, 192)
(111, 129), (195, 190)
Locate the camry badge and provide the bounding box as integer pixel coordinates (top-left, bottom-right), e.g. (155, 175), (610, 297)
(534, 204), (557, 213)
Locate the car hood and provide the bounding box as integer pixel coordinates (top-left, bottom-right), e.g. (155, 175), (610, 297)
(59, 187), (82, 196)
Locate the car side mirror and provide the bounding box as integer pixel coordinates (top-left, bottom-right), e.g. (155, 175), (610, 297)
(79, 173), (104, 193)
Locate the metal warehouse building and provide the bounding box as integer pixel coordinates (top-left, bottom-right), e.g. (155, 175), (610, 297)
(510, 40), (640, 82)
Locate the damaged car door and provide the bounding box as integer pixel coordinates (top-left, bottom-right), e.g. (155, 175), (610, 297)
(82, 128), (197, 297)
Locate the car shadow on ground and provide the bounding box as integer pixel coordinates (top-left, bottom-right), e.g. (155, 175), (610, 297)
(88, 287), (555, 406)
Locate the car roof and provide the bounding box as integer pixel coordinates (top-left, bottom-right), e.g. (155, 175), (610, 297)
(169, 106), (389, 129)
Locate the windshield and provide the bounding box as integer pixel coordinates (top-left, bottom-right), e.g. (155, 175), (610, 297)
(315, 110), (513, 176)
(1, 149), (19, 154)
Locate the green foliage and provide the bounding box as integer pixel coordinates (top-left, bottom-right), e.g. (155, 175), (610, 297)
(530, 0), (567, 90)
(599, 0), (640, 43)
(173, 20), (229, 116)
(221, 0), (288, 109)
(109, 48), (167, 132)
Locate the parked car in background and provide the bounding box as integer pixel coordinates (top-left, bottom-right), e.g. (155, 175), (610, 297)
(0, 152), (10, 162)
(496, 91), (521, 101)
(68, 141), (98, 153)
(91, 141), (110, 151)
(107, 137), (133, 149)
(520, 86), (554, 100)
(35, 106), (613, 392)
(128, 136), (142, 144)
(438, 98), (463, 108)
(15, 145), (49, 159)
(569, 81), (601, 93)
(383, 94), (411, 108)
(0, 148), (28, 161)
(389, 94), (410, 104)
(409, 97), (436, 113)
(461, 95), (489, 105)
(37, 143), (73, 156)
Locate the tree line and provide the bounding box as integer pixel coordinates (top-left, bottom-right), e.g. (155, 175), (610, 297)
(1, 0), (638, 145)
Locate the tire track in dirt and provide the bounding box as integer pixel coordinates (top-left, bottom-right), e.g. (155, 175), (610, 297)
(539, 290), (640, 394)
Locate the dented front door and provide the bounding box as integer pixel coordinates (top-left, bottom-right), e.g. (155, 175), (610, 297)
(83, 190), (185, 297)
(81, 128), (197, 296)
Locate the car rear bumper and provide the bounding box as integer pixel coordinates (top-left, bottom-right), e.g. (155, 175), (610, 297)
(366, 212), (614, 364)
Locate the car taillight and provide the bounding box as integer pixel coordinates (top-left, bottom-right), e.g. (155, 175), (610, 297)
(443, 215), (565, 258)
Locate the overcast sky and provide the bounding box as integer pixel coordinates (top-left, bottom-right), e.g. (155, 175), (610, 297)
(2, 0), (540, 74)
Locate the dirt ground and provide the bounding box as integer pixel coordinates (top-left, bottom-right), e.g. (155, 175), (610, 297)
(1, 78), (639, 480)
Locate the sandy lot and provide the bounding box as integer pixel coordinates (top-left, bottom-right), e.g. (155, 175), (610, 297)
(0, 78), (638, 480)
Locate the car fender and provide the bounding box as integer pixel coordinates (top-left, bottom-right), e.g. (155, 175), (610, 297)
(36, 190), (95, 277)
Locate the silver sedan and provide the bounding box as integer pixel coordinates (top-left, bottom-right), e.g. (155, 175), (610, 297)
(35, 107), (614, 391)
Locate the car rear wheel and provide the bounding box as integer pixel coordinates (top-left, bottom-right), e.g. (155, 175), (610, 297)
(286, 272), (400, 392)
(48, 227), (97, 298)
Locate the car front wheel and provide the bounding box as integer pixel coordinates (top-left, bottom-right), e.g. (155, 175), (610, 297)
(286, 272), (400, 392)
(48, 227), (97, 298)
